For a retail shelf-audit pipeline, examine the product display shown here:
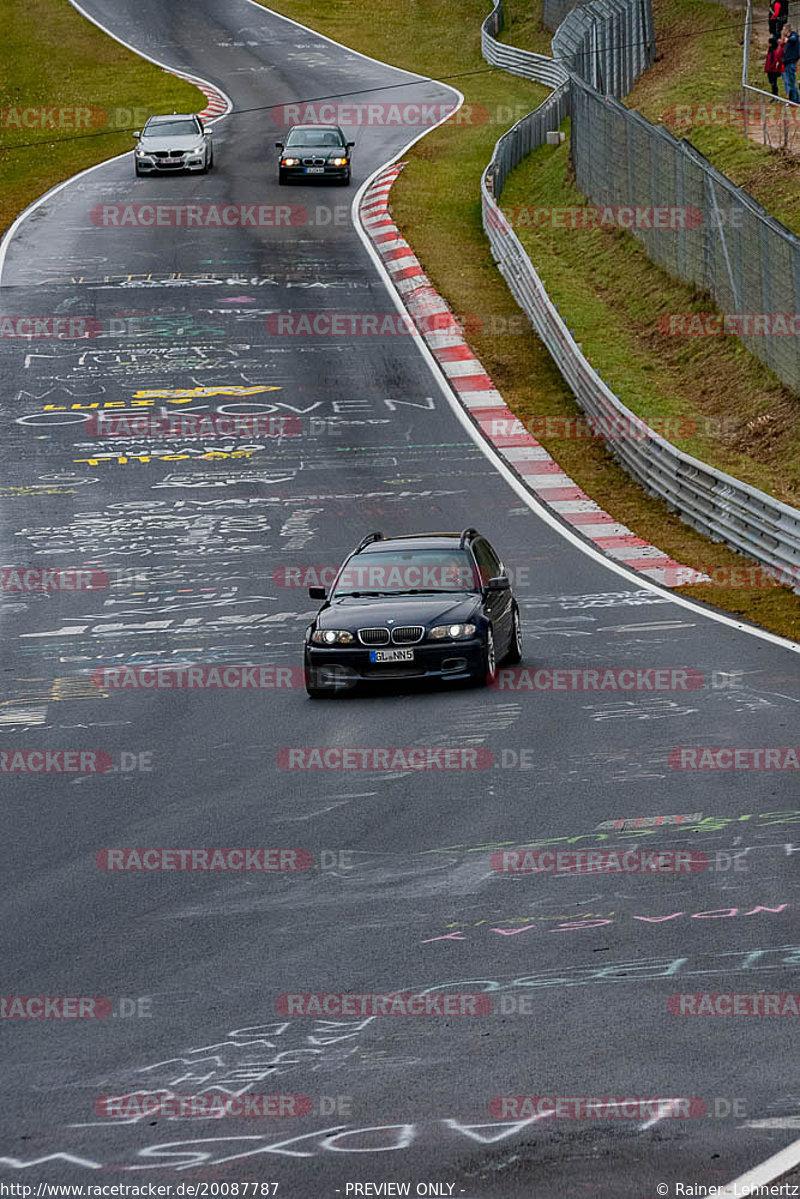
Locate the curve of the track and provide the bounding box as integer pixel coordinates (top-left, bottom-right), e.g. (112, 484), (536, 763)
(1, 2), (799, 1193)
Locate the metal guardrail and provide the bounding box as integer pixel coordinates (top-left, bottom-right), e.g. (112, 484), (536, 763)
(479, 0), (800, 584)
(480, 0), (568, 87)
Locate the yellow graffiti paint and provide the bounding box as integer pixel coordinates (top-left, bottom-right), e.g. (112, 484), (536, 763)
(73, 450), (260, 465)
(132, 386), (281, 398)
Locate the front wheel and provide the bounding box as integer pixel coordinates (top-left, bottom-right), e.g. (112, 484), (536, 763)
(305, 670), (326, 699)
(278, 170), (287, 185)
(471, 627), (496, 687)
(504, 605), (523, 665)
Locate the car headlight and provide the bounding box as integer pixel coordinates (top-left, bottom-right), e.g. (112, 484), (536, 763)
(135, 149), (149, 158)
(311, 629), (355, 645)
(281, 157), (300, 166)
(188, 144), (205, 154)
(331, 157), (349, 166)
(428, 623), (477, 640)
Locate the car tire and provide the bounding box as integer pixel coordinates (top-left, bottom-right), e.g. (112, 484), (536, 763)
(340, 172), (351, 186)
(504, 605), (523, 665)
(278, 171), (287, 185)
(134, 163), (143, 177)
(471, 627), (497, 687)
(304, 661), (328, 699)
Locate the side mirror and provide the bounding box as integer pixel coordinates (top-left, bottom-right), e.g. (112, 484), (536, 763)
(346, 141), (355, 148)
(485, 576), (510, 592)
(308, 586), (327, 600)
(133, 131), (141, 138)
(275, 141), (284, 150)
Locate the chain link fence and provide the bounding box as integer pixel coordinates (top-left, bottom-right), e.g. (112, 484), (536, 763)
(570, 76), (800, 391)
(479, 0), (800, 583)
(553, 0), (654, 95)
(543, 0), (592, 33)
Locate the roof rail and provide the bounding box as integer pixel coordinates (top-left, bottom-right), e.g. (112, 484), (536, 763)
(459, 527), (479, 549)
(355, 531), (384, 552)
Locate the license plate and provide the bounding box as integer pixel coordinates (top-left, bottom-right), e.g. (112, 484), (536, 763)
(370, 648), (414, 663)
(164, 157), (181, 164)
(305, 166), (325, 173)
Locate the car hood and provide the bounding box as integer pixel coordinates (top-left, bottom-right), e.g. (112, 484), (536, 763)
(139, 134), (201, 150)
(316, 593), (480, 630)
(284, 146), (345, 157)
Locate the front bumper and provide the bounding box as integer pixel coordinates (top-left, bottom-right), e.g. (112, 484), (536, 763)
(136, 155), (206, 172)
(280, 163), (349, 181)
(304, 637), (484, 691)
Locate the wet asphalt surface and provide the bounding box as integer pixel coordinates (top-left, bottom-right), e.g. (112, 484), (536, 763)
(0, 0), (799, 1193)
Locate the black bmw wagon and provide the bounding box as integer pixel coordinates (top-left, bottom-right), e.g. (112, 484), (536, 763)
(303, 529), (523, 697)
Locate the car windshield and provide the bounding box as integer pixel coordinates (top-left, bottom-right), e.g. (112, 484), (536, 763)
(285, 129), (343, 147)
(332, 549), (479, 596)
(144, 120), (198, 138)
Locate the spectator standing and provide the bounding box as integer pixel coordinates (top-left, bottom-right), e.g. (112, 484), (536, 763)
(766, 35), (784, 94)
(782, 25), (800, 102)
(770, 0), (785, 38)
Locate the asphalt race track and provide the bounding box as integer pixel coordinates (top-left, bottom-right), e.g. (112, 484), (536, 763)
(1, 1), (799, 1193)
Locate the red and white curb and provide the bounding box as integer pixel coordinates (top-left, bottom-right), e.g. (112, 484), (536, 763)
(172, 70), (232, 123)
(360, 164), (708, 589)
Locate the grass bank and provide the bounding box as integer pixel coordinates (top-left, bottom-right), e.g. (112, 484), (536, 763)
(0, 0), (203, 234)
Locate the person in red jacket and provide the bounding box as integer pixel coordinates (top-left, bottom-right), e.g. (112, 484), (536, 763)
(766, 34), (784, 94)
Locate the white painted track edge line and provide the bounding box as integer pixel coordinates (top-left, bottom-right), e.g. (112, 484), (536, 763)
(715, 1134), (800, 1194)
(0, 0), (232, 286)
